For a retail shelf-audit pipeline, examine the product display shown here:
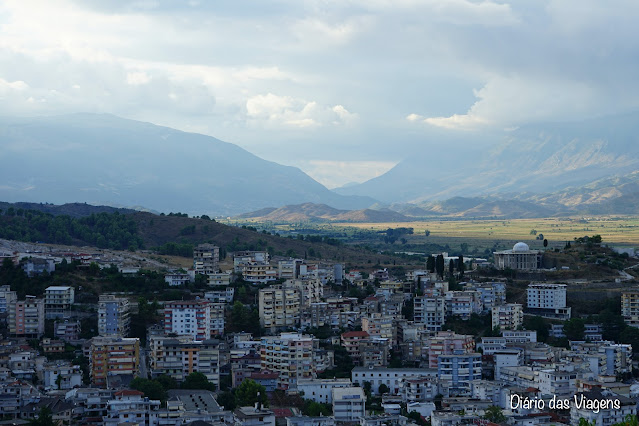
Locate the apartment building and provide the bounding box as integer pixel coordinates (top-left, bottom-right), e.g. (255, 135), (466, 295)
(98, 294), (131, 337)
(444, 291), (482, 320)
(437, 353), (482, 393)
(164, 300), (212, 341)
(351, 367), (437, 395)
(427, 331), (475, 368)
(207, 272), (233, 286)
(193, 244), (220, 275)
(90, 336), (140, 388)
(8, 296), (45, 338)
(259, 286), (301, 332)
(149, 335), (220, 387)
(527, 283), (571, 319)
(54, 320), (81, 341)
(361, 313), (395, 346)
(164, 273), (191, 287)
(0, 285), (16, 313)
(278, 259), (306, 280)
(210, 302), (225, 336)
(622, 291), (639, 327)
(332, 387), (365, 423)
(413, 296), (446, 332)
(464, 282), (506, 312)
(44, 286), (75, 319)
(260, 333), (316, 390)
(296, 378), (353, 404)
(491, 303), (523, 331)
(341, 331), (370, 364)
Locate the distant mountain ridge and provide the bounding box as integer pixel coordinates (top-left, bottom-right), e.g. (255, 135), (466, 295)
(335, 112), (639, 204)
(0, 114), (375, 216)
(236, 202), (413, 223)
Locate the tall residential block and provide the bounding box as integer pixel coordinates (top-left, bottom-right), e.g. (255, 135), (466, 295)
(260, 332), (316, 390)
(492, 303), (523, 331)
(193, 244), (220, 275)
(527, 283), (571, 319)
(149, 335), (220, 387)
(90, 336), (140, 388)
(45, 286), (75, 319)
(0, 285), (17, 313)
(98, 294), (131, 337)
(622, 291), (639, 328)
(259, 286), (301, 332)
(8, 296), (45, 338)
(164, 300), (212, 341)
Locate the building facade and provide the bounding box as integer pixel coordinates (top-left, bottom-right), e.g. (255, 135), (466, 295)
(98, 294), (131, 337)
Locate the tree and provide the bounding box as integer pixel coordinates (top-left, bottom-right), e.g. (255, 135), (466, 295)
(435, 254), (445, 279)
(426, 256), (435, 273)
(378, 384), (390, 394)
(29, 407), (54, 426)
(235, 379), (268, 408)
(425, 229), (431, 237)
(458, 255), (465, 278)
(523, 316), (549, 342)
(130, 377), (167, 402)
(483, 406), (506, 423)
(181, 372), (215, 391)
(563, 318), (585, 341)
(448, 259), (455, 277)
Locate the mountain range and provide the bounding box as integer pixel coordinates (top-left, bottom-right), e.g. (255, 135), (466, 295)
(2, 112), (639, 218)
(0, 114), (373, 216)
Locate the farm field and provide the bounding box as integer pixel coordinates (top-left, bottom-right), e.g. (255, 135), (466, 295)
(329, 216), (639, 246)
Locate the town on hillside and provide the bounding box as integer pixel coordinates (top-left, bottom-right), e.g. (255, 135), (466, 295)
(0, 236), (639, 426)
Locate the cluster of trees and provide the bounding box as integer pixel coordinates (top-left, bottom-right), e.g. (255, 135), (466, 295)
(217, 379), (268, 411)
(0, 210), (143, 250)
(381, 227), (413, 244)
(227, 301), (262, 336)
(426, 254), (465, 279)
(152, 242), (194, 257)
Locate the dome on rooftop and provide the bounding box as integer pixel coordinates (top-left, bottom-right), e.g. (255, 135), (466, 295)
(513, 242), (530, 252)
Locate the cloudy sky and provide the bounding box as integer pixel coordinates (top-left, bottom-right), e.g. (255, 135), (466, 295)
(1, 0), (638, 188)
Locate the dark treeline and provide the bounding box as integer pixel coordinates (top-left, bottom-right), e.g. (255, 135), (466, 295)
(0, 209), (143, 250)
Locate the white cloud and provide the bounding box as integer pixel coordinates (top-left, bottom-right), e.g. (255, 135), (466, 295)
(246, 93), (356, 128)
(126, 71), (151, 85)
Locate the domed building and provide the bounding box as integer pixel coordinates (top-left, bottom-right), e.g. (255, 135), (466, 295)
(493, 242), (541, 270)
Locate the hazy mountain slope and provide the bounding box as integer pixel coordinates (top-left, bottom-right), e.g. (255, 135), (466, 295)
(0, 114), (375, 215)
(235, 203), (412, 223)
(336, 112), (639, 203)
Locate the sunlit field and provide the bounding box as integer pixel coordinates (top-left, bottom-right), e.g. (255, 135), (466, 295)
(330, 216), (639, 246)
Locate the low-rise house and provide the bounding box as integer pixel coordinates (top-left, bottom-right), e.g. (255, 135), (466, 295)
(54, 320), (81, 342)
(42, 362), (83, 391)
(352, 367), (437, 396)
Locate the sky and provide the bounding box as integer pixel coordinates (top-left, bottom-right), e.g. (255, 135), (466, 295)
(1, 0), (639, 188)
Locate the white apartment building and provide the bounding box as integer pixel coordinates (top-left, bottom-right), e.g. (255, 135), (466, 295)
(42, 363), (83, 391)
(351, 367), (437, 396)
(98, 294), (131, 337)
(297, 378), (353, 404)
(491, 303), (523, 331)
(44, 286), (75, 319)
(445, 290), (482, 320)
(164, 273), (191, 287)
(164, 300), (212, 341)
(527, 283), (571, 319)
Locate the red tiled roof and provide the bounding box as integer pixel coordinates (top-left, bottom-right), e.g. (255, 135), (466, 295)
(342, 331), (370, 338)
(272, 408), (293, 418)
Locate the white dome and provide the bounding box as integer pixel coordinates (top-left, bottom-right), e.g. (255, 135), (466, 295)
(513, 242), (530, 252)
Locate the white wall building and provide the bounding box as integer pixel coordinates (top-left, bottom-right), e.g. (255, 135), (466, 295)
(527, 283), (571, 319)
